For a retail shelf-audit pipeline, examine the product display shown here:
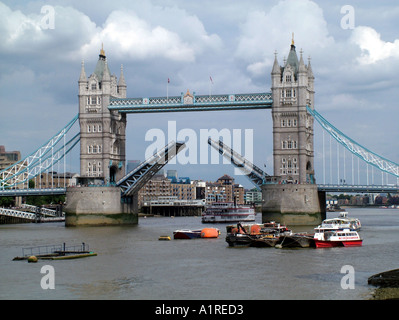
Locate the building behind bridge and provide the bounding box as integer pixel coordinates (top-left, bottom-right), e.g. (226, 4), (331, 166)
(0, 145), (21, 171)
(32, 172), (79, 189)
(138, 171), (246, 212)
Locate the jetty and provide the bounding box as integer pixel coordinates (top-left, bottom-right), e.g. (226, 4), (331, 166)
(13, 242), (96, 261)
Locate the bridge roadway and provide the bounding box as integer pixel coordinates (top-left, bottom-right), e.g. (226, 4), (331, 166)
(317, 184), (398, 193)
(0, 184), (397, 198)
(108, 92), (273, 113)
(0, 188), (66, 197)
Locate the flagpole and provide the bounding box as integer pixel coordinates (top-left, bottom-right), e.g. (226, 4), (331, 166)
(167, 78), (169, 101)
(209, 76), (213, 97)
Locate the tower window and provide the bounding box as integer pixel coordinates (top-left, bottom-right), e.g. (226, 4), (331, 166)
(285, 75), (292, 82)
(91, 83), (97, 90)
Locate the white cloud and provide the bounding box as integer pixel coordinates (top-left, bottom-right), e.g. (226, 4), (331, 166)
(79, 10), (196, 62)
(236, 0), (334, 77)
(351, 26), (399, 64)
(0, 3), (98, 56)
(0, 2), (222, 63)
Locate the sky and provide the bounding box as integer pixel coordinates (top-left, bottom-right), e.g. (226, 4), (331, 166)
(0, 0), (398, 188)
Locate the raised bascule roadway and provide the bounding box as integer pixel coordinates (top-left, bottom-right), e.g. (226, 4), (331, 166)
(1, 40), (398, 226)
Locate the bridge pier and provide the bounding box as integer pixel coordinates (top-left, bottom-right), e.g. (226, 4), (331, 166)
(64, 186), (138, 226)
(261, 184), (326, 226)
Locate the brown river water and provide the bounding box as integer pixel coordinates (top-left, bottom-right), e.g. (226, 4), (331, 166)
(1, 207), (399, 300)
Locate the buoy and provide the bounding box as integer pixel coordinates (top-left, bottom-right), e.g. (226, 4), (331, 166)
(159, 235), (171, 241)
(28, 256), (38, 263)
(201, 228), (219, 238)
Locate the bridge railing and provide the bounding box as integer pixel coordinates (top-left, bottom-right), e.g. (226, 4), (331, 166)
(108, 92), (273, 113)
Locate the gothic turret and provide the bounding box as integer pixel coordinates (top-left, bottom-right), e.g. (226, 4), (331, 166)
(78, 45), (127, 184)
(270, 38), (315, 184)
(118, 65), (127, 98)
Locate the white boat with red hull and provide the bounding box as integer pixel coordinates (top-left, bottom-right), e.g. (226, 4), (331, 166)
(313, 228), (363, 248)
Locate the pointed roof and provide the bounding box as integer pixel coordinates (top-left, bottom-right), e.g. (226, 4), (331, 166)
(118, 64), (126, 87)
(272, 51), (281, 75)
(307, 56), (314, 79)
(298, 50), (307, 73)
(285, 43), (299, 74)
(93, 45), (111, 82)
(79, 60), (87, 82)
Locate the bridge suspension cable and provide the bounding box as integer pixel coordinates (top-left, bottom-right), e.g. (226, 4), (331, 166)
(0, 115), (80, 189)
(307, 106), (399, 179)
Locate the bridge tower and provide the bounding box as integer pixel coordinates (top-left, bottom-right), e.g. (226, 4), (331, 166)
(65, 47), (138, 227)
(262, 39), (325, 225)
(78, 46), (127, 185)
(271, 38), (315, 184)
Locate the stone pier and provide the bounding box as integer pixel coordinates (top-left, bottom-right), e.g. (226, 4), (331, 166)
(64, 186), (138, 226)
(261, 184), (326, 226)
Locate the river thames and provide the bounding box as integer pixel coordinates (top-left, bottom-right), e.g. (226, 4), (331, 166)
(1, 207), (398, 300)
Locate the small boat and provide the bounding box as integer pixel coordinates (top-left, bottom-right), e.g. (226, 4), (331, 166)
(226, 222), (291, 247)
(318, 212), (361, 231)
(202, 201), (256, 223)
(226, 233), (257, 247)
(173, 229), (202, 239)
(173, 228), (220, 239)
(159, 235), (171, 241)
(313, 228), (362, 248)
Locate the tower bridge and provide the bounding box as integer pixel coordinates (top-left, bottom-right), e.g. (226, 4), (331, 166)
(1, 39), (398, 226)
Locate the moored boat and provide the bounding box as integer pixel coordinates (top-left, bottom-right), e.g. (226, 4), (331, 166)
(225, 221), (291, 247)
(313, 228), (363, 248)
(250, 235), (280, 247)
(318, 211), (361, 231)
(276, 233), (315, 248)
(173, 228), (220, 239)
(173, 229), (202, 239)
(226, 233), (256, 247)
(202, 201), (256, 223)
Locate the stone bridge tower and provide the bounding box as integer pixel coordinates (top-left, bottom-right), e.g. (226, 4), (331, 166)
(261, 39), (325, 226)
(65, 47), (137, 227)
(78, 46), (127, 185)
(271, 38), (315, 184)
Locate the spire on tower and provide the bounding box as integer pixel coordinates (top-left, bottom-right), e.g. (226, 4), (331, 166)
(307, 56), (314, 79)
(291, 32), (295, 46)
(79, 60), (87, 82)
(102, 59), (110, 81)
(100, 43), (105, 58)
(272, 50), (281, 75)
(118, 64), (126, 87)
(298, 48), (306, 73)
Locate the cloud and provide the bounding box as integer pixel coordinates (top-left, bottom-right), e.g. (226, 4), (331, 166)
(235, 0), (334, 77)
(351, 26), (399, 64)
(0, 2), (222, 63)
(79, 10), (196, 62)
